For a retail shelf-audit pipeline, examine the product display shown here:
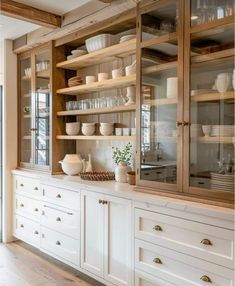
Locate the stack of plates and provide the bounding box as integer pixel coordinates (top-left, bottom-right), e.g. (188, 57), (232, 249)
(68, 76), (83, 87)
(211, 125), (234, 137)
(211, 172), (234, 192)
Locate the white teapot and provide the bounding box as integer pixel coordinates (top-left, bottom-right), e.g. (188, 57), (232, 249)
(59, 154), (83, 176)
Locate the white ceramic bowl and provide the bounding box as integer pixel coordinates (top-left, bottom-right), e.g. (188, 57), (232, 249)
(59, 161), (83, 175)
(100, 128), (113, 136)
(81, 123), (96, 136)
(66, 122), (80, 135)
(85, 34), (117, 53)
(71, 49), (87, 56)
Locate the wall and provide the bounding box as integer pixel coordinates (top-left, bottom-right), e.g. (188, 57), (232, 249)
(2, 40), (18, 242)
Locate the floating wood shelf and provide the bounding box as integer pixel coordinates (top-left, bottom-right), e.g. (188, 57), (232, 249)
(56, 135), (135, 141)
(141, 32), (178, 49)
(197, 136), (234, 144)
(192, 48), (234, 64)
(57, 105), (136, 116)
(143, 61), (177, 74)
(192, 91), (234, 103)
(56, 75), (136, 95)
(57, 39), (136, 70)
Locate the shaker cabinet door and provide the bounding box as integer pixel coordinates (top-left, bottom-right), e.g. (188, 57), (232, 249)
(104, 195), (132, 286)
(80, 190), (104, 278)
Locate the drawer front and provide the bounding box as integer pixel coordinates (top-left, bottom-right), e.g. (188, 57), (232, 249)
(15, 195), (41, 222)
(135, 239), (233, 286)
(14, 215), (40, 248)
(41, 203), (80, 239)
(135, 208), (234, 268)
(41, 227), (79, 265)
(15, 176), (42, 198)
(42, 184), (80, 210)
(135, 270), (176, 286)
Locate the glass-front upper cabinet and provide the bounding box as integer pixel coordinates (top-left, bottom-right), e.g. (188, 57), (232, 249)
(19, 45), (51, 171)
(137, 0), (183, 192)
(187, 0), (234, 201)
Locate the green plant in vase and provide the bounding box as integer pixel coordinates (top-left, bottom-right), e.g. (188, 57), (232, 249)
(112, 142), (132, 183)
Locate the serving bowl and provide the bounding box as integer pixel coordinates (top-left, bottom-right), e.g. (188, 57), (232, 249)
(82, 123), (96, 136)
(66, 122), (80, 135)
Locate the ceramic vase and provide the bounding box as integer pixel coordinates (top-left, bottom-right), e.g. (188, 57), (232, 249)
(115, 162), (131, 183)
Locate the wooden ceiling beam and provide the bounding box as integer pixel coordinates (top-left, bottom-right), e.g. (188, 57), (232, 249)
(0, 0), (61, 28)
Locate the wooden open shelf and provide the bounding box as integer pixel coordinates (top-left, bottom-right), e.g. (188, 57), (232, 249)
(197, 136), (234, 144)
(141, 32), (178, 49)
(192, 91), (234, 103)
(145, 98), (177, 106)
(56, 75), (136, 95)
(57, 104), (136, 116)
(143, 61), (177, 74)
(36, 70), (50, 79)
(56, 135), (135, 141)
(192, 48), (234, 64)
(57, 39), (136, 70)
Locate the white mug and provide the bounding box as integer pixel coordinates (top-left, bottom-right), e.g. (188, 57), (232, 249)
(112, 68), (123, 79)
(166, 77), (178, 98)
(98, 73), (109, 82)
(86, 76), (96, 84)
(215, 73), (232, 93)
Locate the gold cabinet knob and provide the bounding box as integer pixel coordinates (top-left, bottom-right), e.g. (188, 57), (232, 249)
(20, 183), (24, 187)
(56, 194), (61, 198)
(56, 217), (61, 222)
(34, 230), (39, 235)
(200, 275), (212, 283)
(102, 200), (108, 205)
(98, 199), (103, 204)
(34, 208), (39, 212)
(153, 258), (162, 264)
(201, 239), (212, 246)
(34, 187), (39, 191)
(20, 203), (24, 207)
(20, 224), (24, 228)
(56, 241), (61, 246)
(153, 225), (162, 231)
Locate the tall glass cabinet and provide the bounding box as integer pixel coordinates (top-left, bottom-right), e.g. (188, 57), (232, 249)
(19, 44), (51, 171)
(137, 0), (234, 205)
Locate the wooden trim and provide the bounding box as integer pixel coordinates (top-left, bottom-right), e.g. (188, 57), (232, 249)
(0, 0), (61, 28)
(143, 61), (177, 74)
(56, 135), (135, 141)
(139, 0), (175, 14)
(140, 32), (178, 49)
(192, 48), (234, 64)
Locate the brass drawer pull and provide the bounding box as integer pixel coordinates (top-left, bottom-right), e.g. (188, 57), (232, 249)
(200, 275), (212, 283)
(20, 224), (24, 228)
(20, 203), (24, 207)
(98, 199), (103, 204)
(34, 230), (39, 235)
(201, 239), (212, 246)
(153, 225), (162, 231)
(56, 194), (61, 198)
(153, 258), (162, 264)
(34, 208), (39, 212)
(56, 241), (61, 246)
(34, 187), (39, 191)
(102, 200), (108, 205)
(56, 217), (61, 222)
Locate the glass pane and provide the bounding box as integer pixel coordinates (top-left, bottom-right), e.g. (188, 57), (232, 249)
(189, 20), (234, 192)
(35, 51), (50, 166)
(191, 0), (234, 27)
(20, 57), (32, 164)
(141, 1), (178, 41)
(140, 38), (178, 184)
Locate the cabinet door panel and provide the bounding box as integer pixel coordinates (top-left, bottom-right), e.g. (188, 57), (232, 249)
(81, 191), (104, 278)
(104, 196), (132, 286)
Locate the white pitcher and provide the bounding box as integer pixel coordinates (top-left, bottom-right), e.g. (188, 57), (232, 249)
(215, 73), (232, 93)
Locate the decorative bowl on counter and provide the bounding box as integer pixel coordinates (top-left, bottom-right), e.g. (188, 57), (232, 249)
(81, 123), (96, 136)
(85, 34), (117, 53)
(66, 122), (80, 135)
(59, 154), (83, 175)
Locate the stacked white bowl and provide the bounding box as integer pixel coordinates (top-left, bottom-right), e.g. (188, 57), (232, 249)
(100, 123), (114, 136)
(66, 122), (80, 135)
(81, 123), (96, 136)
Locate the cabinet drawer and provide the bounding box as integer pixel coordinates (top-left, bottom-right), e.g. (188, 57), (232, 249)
(135, 239), (233, 286)
(42, 184), (80, 210)
(135, 270), (176, 286)
(15, 176), (42, 198)
(41, 203), (79, 239)
(135, 208), (234, 269)
(15, 195), (41, 222)
(14, 215), (40, 248)
(41, 227), (79, 265)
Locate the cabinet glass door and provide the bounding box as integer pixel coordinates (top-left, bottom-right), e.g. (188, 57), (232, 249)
(34, 51), (50, 167)
(188, 0), (234, 200)
(138, 0), (183, 191)
(20, 56), (32, 164)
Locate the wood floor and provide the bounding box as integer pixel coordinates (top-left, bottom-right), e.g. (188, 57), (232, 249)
(0, 242), (104, 286)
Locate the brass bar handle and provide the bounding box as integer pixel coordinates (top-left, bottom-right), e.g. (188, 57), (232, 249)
(56, 241), (61, 246)
(201, 239), (212, 246)
(56, 217), (61, 222)
(200, 275), (212, 283)
(153, 225), (162, 231)
(153, 258), (162, 264)
(56, 194), (62, 198)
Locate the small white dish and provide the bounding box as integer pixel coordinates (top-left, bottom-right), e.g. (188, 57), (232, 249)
(86, 76), (96, 84)
(71, 49), (87, 56)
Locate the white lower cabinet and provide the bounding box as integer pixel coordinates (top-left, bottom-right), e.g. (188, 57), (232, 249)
(81, 190), (132, 286)
(135, 270), (176, 286)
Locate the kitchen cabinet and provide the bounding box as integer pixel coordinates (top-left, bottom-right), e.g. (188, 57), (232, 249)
(19, 44), (51, 171)
(81, 190), (132, 286)
(136, 0), (234, 206)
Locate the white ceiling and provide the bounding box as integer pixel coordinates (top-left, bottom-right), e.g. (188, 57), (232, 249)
(0, 0), (90, 40)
